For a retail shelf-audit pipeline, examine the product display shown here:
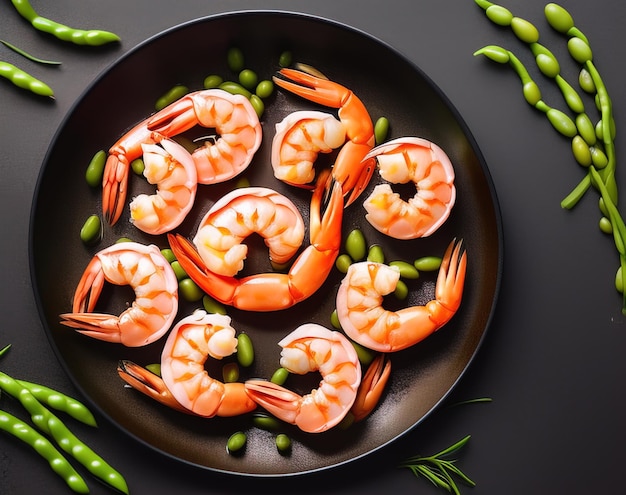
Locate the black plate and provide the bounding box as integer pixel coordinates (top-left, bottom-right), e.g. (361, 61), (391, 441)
(30, 11), (502, 476)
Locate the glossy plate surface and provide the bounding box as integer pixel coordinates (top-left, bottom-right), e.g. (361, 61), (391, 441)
(30, 11), (502, 476)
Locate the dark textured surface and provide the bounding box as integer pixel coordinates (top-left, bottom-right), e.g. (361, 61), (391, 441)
(1, 1), (625, 494)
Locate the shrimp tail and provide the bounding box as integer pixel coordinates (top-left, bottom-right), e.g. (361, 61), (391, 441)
(59, 313), (123, 343)
(244, 380), (301, 424)
(351, 354), (391, 422)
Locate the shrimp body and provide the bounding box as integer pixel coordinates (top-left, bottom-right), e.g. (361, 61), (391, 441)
(129, 138), (197, 235)
(160, 310), (256, 417)
(336, 239), (467, 352)
(362, 137), (456, 239)
(193, 187), (305, 277)
(59, 242), (178, 347)
(245, 324), (361, 433)
(271, 110), (346, 186)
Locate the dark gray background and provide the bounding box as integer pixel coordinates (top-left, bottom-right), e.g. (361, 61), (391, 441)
(1, 1), (624, 494)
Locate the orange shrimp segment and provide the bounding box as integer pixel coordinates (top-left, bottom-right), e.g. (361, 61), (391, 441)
(336, 239), (467, 352)
(351, 353), (392, 422)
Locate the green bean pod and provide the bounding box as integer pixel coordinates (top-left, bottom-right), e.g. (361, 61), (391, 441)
(0, 410), (89, 494)
(0, 61), (54, 97)
(218, 81), (252, 99)
(155, 84), (188, 111)
(85, 150), (106, 187)
(236, 333), (254, 367)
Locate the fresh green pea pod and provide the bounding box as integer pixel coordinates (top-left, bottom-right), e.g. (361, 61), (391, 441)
(226, 431), (247, 454)
(511, 17), (540, 44)
(179, 278), (204, 302)
(252, 413), (281, 431)
(615, 266), (623, 294)
(270, 367), (290, 385)
(535, 53), (560, 78)
(278, 50), (293, 68)
(335, 253), (353, 273)
(374, 117), (390, 145)
(80, 214), (101, 245)
(485, 4), (513, 26)
(238, 69), (258, 91)
(578, 68), (595, 93)
(131, 158), (145, 176)
(155, 84), (188, 111)
(0, 61), (54, 97)
(203, 74), (223, 89)
(544, 3), (575, 33)
(218, 81), (252, 99)
(330, 309), (341, 329)
(522, 81), (542, 106)
(571, 135), (592, 167)
(568, 37), (593, 64)
(255, 80), (274, 99)
(345, 228), (367, 261)
(389, 260), (420, 279)
(85, 150), (106, 187)
(160, 248), (176, 263)
(394, 279), (409, 300)
(249, 94), (264, 118)
(170, 261), (188, 280)
(202, 294), (227, 315)
(222, 362), (240, 383)
(473, 45), (510, 64)
(575, 113), (596, 146)
(227, 47), (245, 72)
(599, 216), (613, 234)
(590, 146), (608, 169)
(367, 244), (385, 264)
(275, 433), (292, 454)
(414, 256), (442, 271)
(546, 108), (577, 137)
(237, 333), (254, 367)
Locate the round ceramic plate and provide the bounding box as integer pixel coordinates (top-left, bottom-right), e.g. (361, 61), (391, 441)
(30, 11), (502, 476)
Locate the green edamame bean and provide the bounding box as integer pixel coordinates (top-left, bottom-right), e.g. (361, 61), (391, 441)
(0, 410), (89, 494)
(160, 248), (176, 263)
(394, 279), (409, 300)
(131, 158), (145, 176)
(218, 81), (252, 99)
(155, 84), (188, 111)
(330, 309), (341, 329)
(599, 216), (613, 234)
(546, 108), (577, 137)
(571, 135), (592, 167)
(351, 340), (375, 366)
(511, 17), (539, 44)
(275, 433), (292, 454)
(227, 47), (245, 72)
(252, 413), (281, 431)
(202, 294), (227, 315)
(0, 61), (54, 97)
(414, 256), (442, 271)
(85, 150), (106, 187)
(249, 94), (264, 118)
(255, 80), (274, 99)
(145, 363), (161, 376)
(238, 69), (258, 91)
(345, 229), (367, 261)
(270, 367), (290, 385)
(335, 253), (353, 273)
(522, 81), (542, 106)
(615, 266), (623, 294)
(473, 45), (510, 64)
(237, 333), (254, 367)
(568, 37), (593, 64)
(578, 68), (595, 93)
(485, 4), (513, 26)
(222, 362), (240, 383)
(575, 113), (596, 146)
(389, 260), (420, 280)
(203, 74), (223, 89)
(278, 50), (293, 68)
(178, 278), (204, 302)
(115, 237), (133, 243)
(374, 117), (390, 145)
(544, 3), (574, 33)
(170, 261), (187, 280)
(367, 244), (385, 264)
(535, 53), (560, 78)
(590, 146), (608, 169)
(226, 431), (247, 454)
(80, 214), (101, 245)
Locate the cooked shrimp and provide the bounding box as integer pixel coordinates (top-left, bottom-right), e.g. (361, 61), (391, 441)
(245, 323), (361, 433)
(193, 187), (305, 277)
(351, 353), (391, 422)
(160, 310), (256, 417)
(129, 138), (197, 235)
(103, 89), (262, 225)
(271, 110), (346, 186)
(362, 137), (456, 239)
(59, 242), (178, 347)
(335, 239), (467, 352)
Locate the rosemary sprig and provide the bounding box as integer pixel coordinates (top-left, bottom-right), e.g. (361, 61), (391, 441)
(399, 435), (475, 495)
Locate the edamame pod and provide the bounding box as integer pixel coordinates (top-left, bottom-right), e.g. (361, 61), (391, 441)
(485, 4), (513, 26)
(226, 431), (247, 454)
(374, 117), (390, 145)
(238, 69), (258, 91)
(237, 333), (254, 367)
(367, 244), (385, 264)
(270, 367), (290, 385)
(389, 260), (420, 279)
(571, 135), (592, 167)
(544, 3), (575, 33)
(79, 214), (101, 245)
(345, 229), (367, 261)
(222, 362), (240, 383)
(227, 47), (245, 72)
(85, 150), (106, 187)
(335, 253), (352, 273)
(178, 278), (204, 302)
(203, 74), (223, 89)
(255, 80), (274, 99)
(218, 81), (252, 99)
(202, 294), (227, 315)
(155, 84), (188, 111)
(0, 61), (54, 97)
(252, 413), (282, 431)
(275, 433), (292, 454)
(568, 37), (593, 64)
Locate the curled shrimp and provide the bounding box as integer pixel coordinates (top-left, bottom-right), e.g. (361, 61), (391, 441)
(103, 89), (262, 225)
(193, 187), (305, 277)
(362, 137), (456, 239)
(271, 110), (346, 187)
(335, 239), (467, 352)
(245, 323), (361, 433)
(59, 242), (178, 347)
(129, 138), (197, 235)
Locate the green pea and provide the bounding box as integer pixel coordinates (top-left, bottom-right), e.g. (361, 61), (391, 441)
(249, 94), (264, 118)
(115, 237), (133, 243)
(222, 362), (240, 383)
(351, 340), (375, 366)
(255, 79), (274, 99)
(374, 117), (390, 145)
(546, 108), (577, 137)
(599, 216), (613, 234)
(278, 50), (293, 68)
(367, 244), (385, 264)
(394, 279), (409, 300)
(511, 17), (540, 44)
(252, 413), (281, 431)
(571, 135), (592, 167)
(202, 294), (227, 315)
(131, 158), (145, 176)
(522, 81), (542, 107)
(414, 256), (442, 271)
(155, 84), (188, 111)
(160, 248), (176, 263)
(578, 68), (595, 93)
(226, 431), (247, 454)
(544, 3), (575, 33)
(535, 53), (560, 78)
(270, 367), (290, 386)
(238, 69), (258, 91)
(227, 47), (245, 72)
(275, 433), (292, 454)
(575, 114), (596, 146)
(85, 150), (106, 187)
(179, 278), (204, 302)
(389, 260), (420, 280)
(335, 254), (353, 274)
(145, 363), (161, 376)
(568, 37), (593, 64)
(330, 309), (341, 329)
(203, 74), (223, 89)
(345, 228), (367, 261)
(615, 266), (623, 294)
(80, 214), (101, 245)
(237, 333), (254, 367)
(218, 81), (252, 99)
(485, 4), (513, 26)
(590, 146), (608, 169)
(171, 261), (188, 280)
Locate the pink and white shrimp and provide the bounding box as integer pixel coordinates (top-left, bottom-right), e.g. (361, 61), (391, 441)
(103, 89), (262, 225)
(362, 137), (456, 239)
(336, 239), (467, 352)
(193, 187), (305, 277)
(129, 138), (197, 235)
(59, 242), (178, 347)
(245, 324), (361, 433)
